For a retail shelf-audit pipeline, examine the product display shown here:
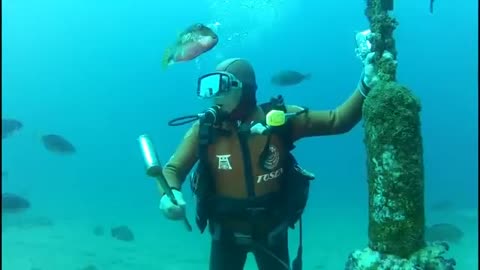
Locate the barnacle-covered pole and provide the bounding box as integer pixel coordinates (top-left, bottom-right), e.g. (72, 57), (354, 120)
(344, 0), (456, 269)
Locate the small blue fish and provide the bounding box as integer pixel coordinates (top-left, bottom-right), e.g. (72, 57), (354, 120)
(41, 134), (76, 154)
(2, 118), (23, 139)
(271, 70), (311, 87)
(2, 193), (30, 214)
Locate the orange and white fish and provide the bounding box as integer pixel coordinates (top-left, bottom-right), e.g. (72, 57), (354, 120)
(162, 23), (219, 69)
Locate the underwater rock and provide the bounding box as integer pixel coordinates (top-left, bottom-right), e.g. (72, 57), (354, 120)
(111, 225), (134, 242)
(93, 225), (105, 236)
(2, 216), (54, 232)
(429, 200), (455, 212)
(345, 241), (456, 270)
(425, 223), (464, 243)
(21, 216), (54, 228)
(80, 264), (98, 270)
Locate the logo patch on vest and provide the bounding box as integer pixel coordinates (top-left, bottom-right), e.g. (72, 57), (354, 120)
(257, 168), (284, 183)
(216, 154), (233, 170)
(263, 145), (280, 170)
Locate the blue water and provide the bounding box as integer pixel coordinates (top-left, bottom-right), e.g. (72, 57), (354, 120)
(2, 0), (478, 269)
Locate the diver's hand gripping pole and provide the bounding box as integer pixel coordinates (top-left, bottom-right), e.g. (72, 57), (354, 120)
(137, 134), (193, 232)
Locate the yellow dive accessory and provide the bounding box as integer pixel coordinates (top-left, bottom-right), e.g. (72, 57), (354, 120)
(265, 107), (309, 128)
(266, 110), (286, 127)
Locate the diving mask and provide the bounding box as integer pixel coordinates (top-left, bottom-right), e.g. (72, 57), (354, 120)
(197, 72), (243, 99)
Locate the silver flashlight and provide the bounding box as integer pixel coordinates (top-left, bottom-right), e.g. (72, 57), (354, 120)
(138, 134), (193, 232)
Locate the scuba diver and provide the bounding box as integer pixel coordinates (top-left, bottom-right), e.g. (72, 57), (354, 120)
(158, 52), (390, 270)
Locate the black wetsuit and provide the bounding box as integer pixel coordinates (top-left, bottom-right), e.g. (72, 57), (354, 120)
(209, 225), (290, 270)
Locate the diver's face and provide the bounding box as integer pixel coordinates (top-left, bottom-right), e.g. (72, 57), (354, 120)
(213, 86), (242, 113)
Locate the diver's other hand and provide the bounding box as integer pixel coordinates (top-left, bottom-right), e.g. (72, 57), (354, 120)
(362, 51), (395, 88)
(159, 189), (186, 220)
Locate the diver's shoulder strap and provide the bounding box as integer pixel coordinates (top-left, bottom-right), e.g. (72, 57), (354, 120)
(197, 121), (231, 162)
(259, 95), (295, 151)
(195, 119), (216, 233)
(198, 119), (212, 163)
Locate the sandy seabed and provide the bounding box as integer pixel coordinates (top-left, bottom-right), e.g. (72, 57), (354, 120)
(2, 207), (478, 270)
